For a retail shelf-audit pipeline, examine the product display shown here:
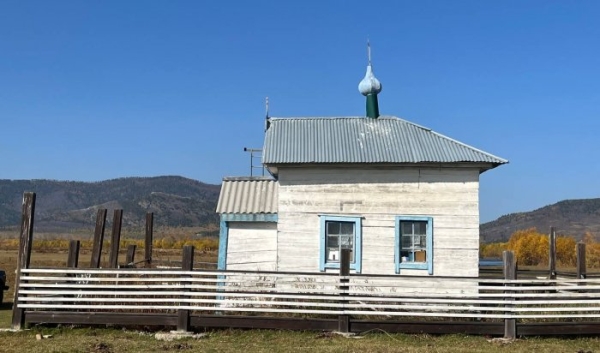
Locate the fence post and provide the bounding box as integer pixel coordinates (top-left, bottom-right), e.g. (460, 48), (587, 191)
(145, 212), (154, 268)
(67, 240), (80, 268)
(338, 248), (350, 333)
(549, 227), (556, 279)
(125, 245), (137, 267)
(503, 250), (517, 339)
(108, 209), (123, 268)
(576, 242), (586, 287)
(90, 209), (107, 268)
(11, 192), (36, 330)
(177, 245), (194, 332)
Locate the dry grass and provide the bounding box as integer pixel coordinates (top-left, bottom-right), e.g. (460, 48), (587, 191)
(0, 328), (597, 353)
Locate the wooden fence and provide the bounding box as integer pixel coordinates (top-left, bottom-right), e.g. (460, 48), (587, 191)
(13, 255), (600, 337)
(10, 192), (600, 337)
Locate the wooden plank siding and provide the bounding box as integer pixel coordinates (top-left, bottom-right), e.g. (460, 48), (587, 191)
(276, 167), (480, 278)
(226, 222), (277, 271)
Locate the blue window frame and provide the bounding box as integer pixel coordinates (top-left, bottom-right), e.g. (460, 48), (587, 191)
(319, 215), (362, 273)
(395, 216), (433, 275)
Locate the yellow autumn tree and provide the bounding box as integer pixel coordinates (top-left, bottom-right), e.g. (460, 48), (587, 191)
(555, 236), (576, 267)
(501, 227), (580, 267)
(583, 232), (600, 268)
(480, 242), (507, 259)
(506, 228), (548, 266)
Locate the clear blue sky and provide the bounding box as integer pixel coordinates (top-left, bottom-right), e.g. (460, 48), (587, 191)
(2, 1), (599, 223)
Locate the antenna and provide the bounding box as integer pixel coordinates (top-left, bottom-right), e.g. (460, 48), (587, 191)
(264, 96), (271, 131)
(265, 96), (269, 117)
(243, 147), (265, 177)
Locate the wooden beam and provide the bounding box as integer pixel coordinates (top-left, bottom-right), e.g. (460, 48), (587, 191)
(352, 321), (503, 335)
(576, 242), (586, 284)
(503, 250), (517, 340)
(90, 209), (107, 268)
(177, 245), (194, 332)
(145, 212), (153, 268)
(108, 209), (123, 268)
(191, 315), (338, 331)
(549, 227), (556, 279)
(125, 245), (136, 267)
(25, 311), (178, 326)
(24, 312), (600, 337)
(518, 322), (600, 336)
(67, 240), (80, 268)
(11, 192), (36, 330)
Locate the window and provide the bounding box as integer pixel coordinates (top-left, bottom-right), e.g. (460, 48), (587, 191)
(319, 215), (362, 273)
(395, 216), (433, 274)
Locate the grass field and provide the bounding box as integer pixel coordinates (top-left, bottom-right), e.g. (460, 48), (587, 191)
(0, 249), (599, 352)
(0, 327), (599, 353)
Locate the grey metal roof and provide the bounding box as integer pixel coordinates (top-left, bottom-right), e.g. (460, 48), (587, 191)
(216, 177), (278, 214)
(262, 116), (508, 167)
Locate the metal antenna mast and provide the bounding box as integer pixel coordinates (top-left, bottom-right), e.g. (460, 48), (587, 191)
(243, 147), (265, 177)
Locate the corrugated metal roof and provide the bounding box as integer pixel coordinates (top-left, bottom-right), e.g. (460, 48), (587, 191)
(216, 177), (278, 214)
(262, 116), (508, 167)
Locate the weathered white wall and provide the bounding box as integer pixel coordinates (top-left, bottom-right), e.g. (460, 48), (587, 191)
(226, 222), (277, 271)
(276, 166), (480, 277)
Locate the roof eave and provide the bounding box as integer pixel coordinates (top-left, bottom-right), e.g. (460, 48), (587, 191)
(264, 161), (507, 170)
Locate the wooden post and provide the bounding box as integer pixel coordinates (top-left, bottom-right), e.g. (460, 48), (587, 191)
(90, 209), (107, 268)
(177, 245), (194, 332)
(503, 250), (517, 339)
(66, 240), (80, 306)
(576, 242), (586, 284)
(125, 245), (137, 267)
(338, 248), (350, 333)
(145, 212), (153, 268)
(549, 227), (556, 279)
(11, 192), (36, 330)
(67, 240), (80, 268)
(108, 209), (123, 268)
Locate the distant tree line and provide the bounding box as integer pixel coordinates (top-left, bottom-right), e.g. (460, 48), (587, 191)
(480, 227), (600, 268)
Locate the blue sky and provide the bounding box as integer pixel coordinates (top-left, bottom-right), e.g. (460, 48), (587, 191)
(1, 1), (599, 223)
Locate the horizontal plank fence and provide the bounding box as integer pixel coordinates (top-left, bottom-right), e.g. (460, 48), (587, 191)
(15, 265), (600, 336)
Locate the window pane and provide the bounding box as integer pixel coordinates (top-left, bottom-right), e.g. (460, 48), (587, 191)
(400, 250), (411, 262)
(340, 234), (353, 249)
(401, 222), (412, 235)
(414, 221), (427, 235)
(419, 235), (426, 248)
(414, 250), (426, 263)
(327, 222), (340, 235)
(327, 234), (339, 248)
(340, 222), (354, 235)
(401, 235), (413, 249)
(327, 247), (340, 262)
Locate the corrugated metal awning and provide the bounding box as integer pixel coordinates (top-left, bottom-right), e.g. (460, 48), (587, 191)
(216, 177), (278, 214)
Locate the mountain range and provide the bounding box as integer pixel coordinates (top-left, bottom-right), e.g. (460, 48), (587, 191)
(1, 177), (598, 243)
(479, 198), (600, 243)
(0, 176), (220, 233)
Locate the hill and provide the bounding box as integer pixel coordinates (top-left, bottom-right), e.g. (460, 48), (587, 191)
(0, 176), (220, 233)
(480, 198), (600, 243)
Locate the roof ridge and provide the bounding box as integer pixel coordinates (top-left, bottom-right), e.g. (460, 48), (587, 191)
(269, 116), (398, 120)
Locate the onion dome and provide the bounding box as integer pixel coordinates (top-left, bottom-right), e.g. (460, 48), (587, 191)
(358, 41), (382, 118)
